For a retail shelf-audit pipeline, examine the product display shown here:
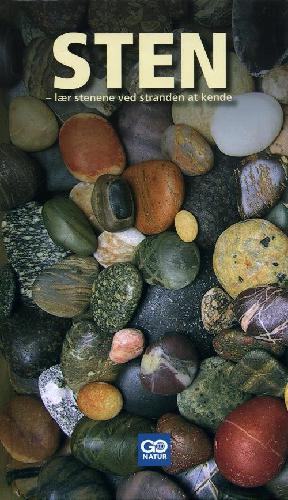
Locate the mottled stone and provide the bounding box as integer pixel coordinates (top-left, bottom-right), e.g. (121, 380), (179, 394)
(235, 285), (288, 344)
(235, 153), (287, 219)
(117, 470), (187, 500)
(94, 229), (145, 268)
(177, 357), (249, 432)
(39, 365), (83, 437)
(130, 252), (219, 358)
(201, 287), (235, 334)
(193, 0), (232, 27)
(233, 0), (288, 76)
(161, 125), (214, 177)
(230, 350), (288, 397)
(213, 329), (285, 362)
(61, 321), (121, 394)
(213, 219), (288, 298)
(0, 264), (16, 318)
(91, 264), (143, 334)
(109, 329), (145, 364)
(80, 76), (120, 117)
(140, 334), (199, 395)
(262, 65), (288, 104)
(183, 149), (240, 250)
(211, 93), (283, 157)
(1, 202), (69, 304)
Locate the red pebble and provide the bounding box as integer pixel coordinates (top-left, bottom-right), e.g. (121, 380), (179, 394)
(215, 396), (288, 487)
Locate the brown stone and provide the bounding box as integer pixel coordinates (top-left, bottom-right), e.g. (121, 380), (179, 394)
(161, 125), (214, 176)
(59, 113), (126, 182)
(0, 396), (61, 463)
(123, 160), (184, 235)
(157, 413), (213, 474)
(270, 105), (288, 156)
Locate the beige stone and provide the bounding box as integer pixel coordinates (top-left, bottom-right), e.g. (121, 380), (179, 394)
(270, 105), (288, 156)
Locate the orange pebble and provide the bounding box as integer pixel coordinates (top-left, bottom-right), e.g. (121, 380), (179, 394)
(77, 382), (123, 420)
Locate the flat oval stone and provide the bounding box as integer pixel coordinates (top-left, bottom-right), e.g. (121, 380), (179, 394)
(123, 160), (184, 235)
(32, 256), (99, 318)
(91, 175), (134, 232)
(177, 357), (249, 432)
(211, 93), (283, 157)
(213, 219), (288, 298)
(235, 153), (287, 219)
(157, 414), (213, 474)
(161, 125), (214, 177)
(235, 285), (288, 345)
(233, 0), (288, 76)
(59, 113), (126, 182)
(91, 263), (143, 335)
(9, 96), (59, 152)
(42, 196), (98, 256)
(115, 359), (177, 419)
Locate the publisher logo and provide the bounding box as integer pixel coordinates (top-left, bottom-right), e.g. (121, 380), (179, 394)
(137, 433), (171, 467)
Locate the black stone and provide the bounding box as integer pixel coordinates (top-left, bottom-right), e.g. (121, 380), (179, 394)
(32, 143), (77, 194)
(130, 252), (219, 359)
(0, 22), (23, 88)
(233, 0), (288, 76)
(109, 179), (133, 220)
(0, 306), (70, 378)
(183, 149), (240, 250)
(115, 359), (177, 419)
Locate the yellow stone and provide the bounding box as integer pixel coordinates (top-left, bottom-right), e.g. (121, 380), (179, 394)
(175, 210), (198, 242)
(213, 219), (288, 298)
(285, 383), (288, 409)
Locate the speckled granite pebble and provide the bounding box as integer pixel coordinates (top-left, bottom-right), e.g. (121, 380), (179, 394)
(1, 201), (69, 304)
(0, 264), (16, 318)
(39, 365), (83, 437)
(177, 357), (249, 432)
(91, 263), (143, 334)
(201, 287), (235, 334)
(213, 219), (288, 298)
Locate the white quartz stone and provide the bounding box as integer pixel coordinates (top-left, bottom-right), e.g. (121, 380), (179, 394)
(211, 92), (283, 156)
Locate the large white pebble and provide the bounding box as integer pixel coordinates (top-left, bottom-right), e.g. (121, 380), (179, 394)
(211, 93), (283, 156)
